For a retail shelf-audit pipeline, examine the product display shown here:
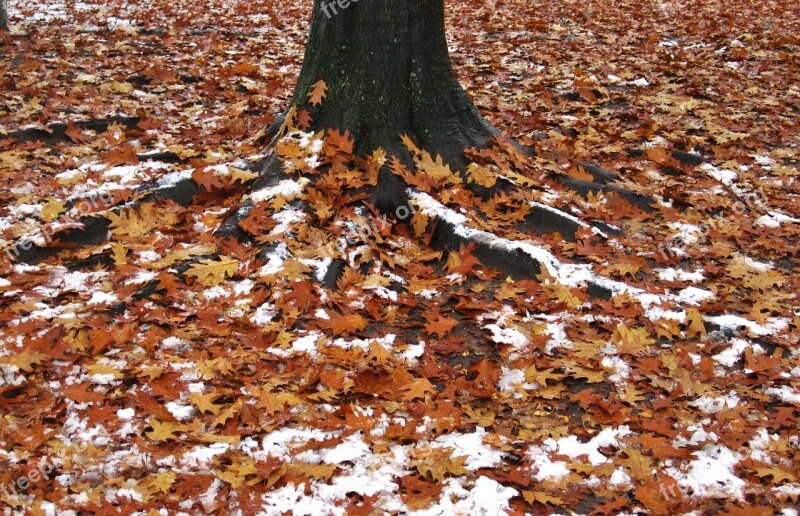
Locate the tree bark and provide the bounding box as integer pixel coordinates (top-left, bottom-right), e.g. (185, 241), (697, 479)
(0, 0), (9, 32)
(292, 0), (497, 169)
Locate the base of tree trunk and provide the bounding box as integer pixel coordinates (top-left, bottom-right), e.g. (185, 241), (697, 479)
(5, 0), (667, 311)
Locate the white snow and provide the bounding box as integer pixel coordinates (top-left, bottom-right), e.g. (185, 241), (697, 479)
(116, 408), (135, 420)
(249, 179), (306, 203)
(705, 314), (789, 337)
(528, 445), (570, 482)
(416, 476), (518, 515)
(601, 356), (630, 385)
(484, 324), (528, 348)
(713, 338), (750, 367)
(701, 163), (738, 185)
(658, 267), (705, 282)
(678, 286), (715, 305)
(545, 426), (631, 466)
(691, 392), (740, 414)
(756, 212), (800, 228)
(87, 291), (118, 305)
(432, 428), (507, 471)
(665, 445), (745, 499)
(764, 386), (800, 405)
(251, 302), (277, 325)
(165, 401), (196, 422)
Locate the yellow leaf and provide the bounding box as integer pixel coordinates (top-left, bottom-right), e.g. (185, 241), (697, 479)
(85, 363), (123, 379)
(110, 242), (128, 265)
(753, 467), (797, 483)
(279, 105), (297, 135)
(155, 244), (217, 267)
(101, 81), (134, 94)
(544, 283), (583, 308)
(149, 471), (176, 493)
(411, 212), (429, 237)
(286, 463), (337, 480)
(613, 324), (654, 355)
(229, 165), (258, 184)
(1, 350), (46, 372)
(685, 308), (706, 339)
(465, 163), (497, 188)
(189, 392), (224, 415)
(619, 448), (655, 481)
(409, 446), (468, 482)
(146, 418), (188, 441)
(41, 200), (67, 223)
(400, 133), (423, 156)
(416, 151), (460, 186)
(365, 148), (386, 186)
(523, 491), (564, 506)
(186, 256), (238, 286)
(107, 208), (152, 237)
(366, 341), (394, 365)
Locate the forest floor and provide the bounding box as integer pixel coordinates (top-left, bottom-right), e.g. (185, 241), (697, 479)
(0, 0), (799, 514)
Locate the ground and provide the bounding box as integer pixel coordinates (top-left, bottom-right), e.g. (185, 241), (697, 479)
(0, 0), (799, 514)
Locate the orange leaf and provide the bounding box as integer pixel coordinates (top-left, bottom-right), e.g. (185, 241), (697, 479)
(318, 311), (368, 336)
(307, 80), (328, 107)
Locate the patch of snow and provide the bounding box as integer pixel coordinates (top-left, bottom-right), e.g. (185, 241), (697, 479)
(313, 258), (333, 282)
(705, 314), (788, 337)
(545, 426), (631, 466)
(665, 445), (745, 499)
(601, 356), (630, 385)
(678, 286), (715, 305)
(764, 386), (800, 405)
(657, 267), (705, 282)
(528, 445), (570, 481)
(432, 428), (507, 470)
(87, 291), (118, 305)
(498, 368), (526, 394)
(700, 163), (738, 185)
(165, 401), (196, 422)
(181, 443), (230, 468)
(484, 324), (528, 348)
(756, 212), (800, 228)
(691, 392), (740, 414)
(116, 408), (135, 420)
(249, 179), (306, 203)
(713, 338), (750, 367)
(260, 243), (290, 276)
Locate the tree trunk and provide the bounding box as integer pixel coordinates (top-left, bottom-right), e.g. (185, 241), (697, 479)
(292, 0), (496, 170)
(7, 0), (651, 295)
(0, 0), (9, 32)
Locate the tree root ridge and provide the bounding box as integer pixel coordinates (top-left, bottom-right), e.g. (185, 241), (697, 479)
(4, 116), (140, 143)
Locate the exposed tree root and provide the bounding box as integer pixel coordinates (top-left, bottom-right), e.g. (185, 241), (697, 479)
(4, 116), (140, 143)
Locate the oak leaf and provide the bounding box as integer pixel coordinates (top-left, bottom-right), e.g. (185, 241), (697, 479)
(40, 200), (67, 223)
(307, 80), (328, 106)
(400, 377), (437, 401)
(2, 350), (46, 372)
(146, 418), (188, 441)
(409, 446), (468, 482)
(185, 256), (238, 286)
(424, 308), (458, 338)
(318, 311), (368, 336)
(523, 491), (564, 506)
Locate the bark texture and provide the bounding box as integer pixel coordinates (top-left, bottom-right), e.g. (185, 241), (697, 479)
(0, 0), (9, 32)
(294, 0), (496, 168)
